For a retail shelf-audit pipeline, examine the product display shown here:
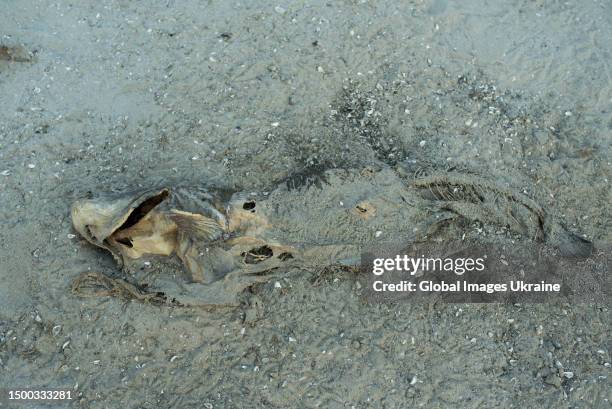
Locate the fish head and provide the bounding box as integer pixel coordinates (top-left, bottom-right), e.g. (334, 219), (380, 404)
(71, 188), (170, 264)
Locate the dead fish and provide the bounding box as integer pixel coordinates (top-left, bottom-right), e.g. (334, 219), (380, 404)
(71, 168), (594, 306)
(70, 169), (414, 306)
(71, 187), (301, 285)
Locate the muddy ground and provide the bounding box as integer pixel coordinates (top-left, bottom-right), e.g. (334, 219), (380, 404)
(0, 0), (610, 408)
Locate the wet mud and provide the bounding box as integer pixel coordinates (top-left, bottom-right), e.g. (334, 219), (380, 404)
(0, 0), (610, 407)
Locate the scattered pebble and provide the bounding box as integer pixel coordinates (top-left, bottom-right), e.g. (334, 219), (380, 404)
(274, 5), (286, 14)
(67, 234), (76, 239)
(1, 170), (10, 176)
(271, 122), (279, 127)
(52, 325), (62, 336)
(563, 371), (574, 379)
(375, 230), (382, 238)
(419, 140), (426, 147)
(544, 374), (562, 388)
(27, 163), (36, 169)
(274, 281), (282, 289)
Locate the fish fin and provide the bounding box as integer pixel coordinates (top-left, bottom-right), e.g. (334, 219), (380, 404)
(169, 209), (224, 242)
(176, 238), (206, 283)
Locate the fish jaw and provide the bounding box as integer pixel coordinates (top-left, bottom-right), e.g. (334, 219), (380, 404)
(71, 188), (171, 265)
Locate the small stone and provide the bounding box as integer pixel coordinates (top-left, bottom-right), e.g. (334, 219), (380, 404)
(67, 234), (76, 239)
(544, 374), (562, 388)
(288, 337), (296, 342)
(1, 170), (10, 176)
(52, 325), (62, 336)
(271, 122), (279, 127)
(563, 371), (574, 379)
(419, 140), (426, 147)
(274, 281), (282, 288)
(375, 231), (382, 238)
(27, 163), (36, 169)
(274, 5), (286, 14)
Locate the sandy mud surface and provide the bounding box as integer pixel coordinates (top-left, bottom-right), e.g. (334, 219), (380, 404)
(1, 0), (610, 407)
